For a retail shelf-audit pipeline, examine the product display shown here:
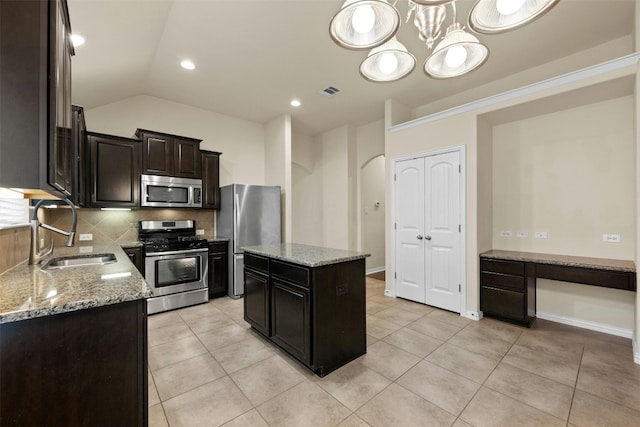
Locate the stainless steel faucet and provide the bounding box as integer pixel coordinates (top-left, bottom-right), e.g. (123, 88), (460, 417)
(28, 198), (78, 265)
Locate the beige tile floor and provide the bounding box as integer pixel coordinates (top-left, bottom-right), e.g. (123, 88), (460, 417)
(148, 278), (640, 427)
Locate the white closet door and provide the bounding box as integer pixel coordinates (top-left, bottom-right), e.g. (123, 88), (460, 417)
(393, 149), (463, 313)
(394, 158), (425, 303)
(424, 150), (462, 312)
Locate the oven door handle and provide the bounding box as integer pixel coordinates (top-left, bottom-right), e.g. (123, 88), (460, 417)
(145, 248), (208, 257)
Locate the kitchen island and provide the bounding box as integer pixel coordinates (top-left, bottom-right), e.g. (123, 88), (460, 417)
(242, 243), (369, 377)
(0, 243), (150, 426)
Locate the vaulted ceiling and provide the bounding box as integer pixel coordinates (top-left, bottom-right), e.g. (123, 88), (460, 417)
(67, 0), (635, 135)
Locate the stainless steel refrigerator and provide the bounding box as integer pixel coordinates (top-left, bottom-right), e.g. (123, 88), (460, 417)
(216, 184), (282, 298)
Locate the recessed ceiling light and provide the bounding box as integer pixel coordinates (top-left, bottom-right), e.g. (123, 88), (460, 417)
(70, 34), (85, 47)
(180, 59), (196, 70)
(290, 99), (301, 107)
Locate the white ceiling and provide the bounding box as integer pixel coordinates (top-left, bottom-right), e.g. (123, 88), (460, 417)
(67, 0), (635, 136)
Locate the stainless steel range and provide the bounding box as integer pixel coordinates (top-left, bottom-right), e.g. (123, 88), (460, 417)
(140, 220), (209, 315)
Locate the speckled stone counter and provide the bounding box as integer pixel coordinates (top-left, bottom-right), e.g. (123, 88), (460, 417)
(205, 236), (229, 243)
(0, 243), (151, 324)
(242, 243), (369, 268)
(480, 250), (635, 273)
(119, 240), (143, 249)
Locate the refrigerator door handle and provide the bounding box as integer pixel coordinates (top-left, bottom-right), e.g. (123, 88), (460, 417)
(234, 193), (240, 226)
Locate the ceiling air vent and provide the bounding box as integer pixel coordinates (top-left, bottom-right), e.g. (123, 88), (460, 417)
(319, 86), (341, 97)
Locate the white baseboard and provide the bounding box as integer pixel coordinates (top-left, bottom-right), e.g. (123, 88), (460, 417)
(384, 289), (395, 297)
(633, 336), (640, 365)
(366, 267), (385, 275)
(536, 311), (633, 339)
(463, 311), (482, 321)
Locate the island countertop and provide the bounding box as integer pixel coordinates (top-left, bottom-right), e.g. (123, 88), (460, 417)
(242, 243), (369, 268)
(0, 243), (151, 324)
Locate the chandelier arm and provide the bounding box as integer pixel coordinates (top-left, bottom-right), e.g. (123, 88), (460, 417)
(406, 1), (416, 23)
(449, 0), (457, 25)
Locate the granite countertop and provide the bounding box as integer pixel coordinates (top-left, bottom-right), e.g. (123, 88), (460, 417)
(119, 240), (143, 249)
(0, 243), (151, 324)
(480, 249), (635, 272)
(205, 236), (229, 243)
(242, 243), (370, 268)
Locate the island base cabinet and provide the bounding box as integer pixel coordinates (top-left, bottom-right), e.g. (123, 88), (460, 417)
(0, 300), (147, 426)
(244, 253), (366, 377)
(244, 269), (270, 336)
(271, 279), (310, 365)
(312, 260), (367, 376)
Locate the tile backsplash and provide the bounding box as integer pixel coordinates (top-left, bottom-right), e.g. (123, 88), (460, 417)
(0, 209), (215, 274)
(0, 226), (31, 274)
(44, 208), (216, 246)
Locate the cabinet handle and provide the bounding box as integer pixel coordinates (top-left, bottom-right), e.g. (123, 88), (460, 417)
(425, 235), (432, 240)
(417, 235), (423, 240)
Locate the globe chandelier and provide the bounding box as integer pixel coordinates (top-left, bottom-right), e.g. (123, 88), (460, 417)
(329, 0), (560, 82)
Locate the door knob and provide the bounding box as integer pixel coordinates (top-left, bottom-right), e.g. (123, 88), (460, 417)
(417, 235), (423, 240)
(425, 235), (432, 240)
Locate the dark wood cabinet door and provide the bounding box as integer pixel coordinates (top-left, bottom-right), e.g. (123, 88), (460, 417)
(0, 300), (148, 426)
(208, 251), (228, 299)
(49, 0), (73, 197)
(136, 129), (203, 179)
(174, 138), (202, 179)
(140, 132), (172, 176)
(123, 246), (145, 276)
(71, 105), (86, 206)
(244, 269), (270, 336)
(88, 133), (140, 208)
(270, 278), (310, 364)
(202, 150), (221, 209)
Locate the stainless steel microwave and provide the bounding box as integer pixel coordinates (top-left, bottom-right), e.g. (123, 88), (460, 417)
(140, 174), (203, 208)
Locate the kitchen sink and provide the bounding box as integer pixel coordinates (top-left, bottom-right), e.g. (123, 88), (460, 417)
(41, 253), (117, 269)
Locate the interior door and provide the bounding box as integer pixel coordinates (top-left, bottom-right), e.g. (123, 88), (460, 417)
(394, 158), (425, 303)
(424, 151), (461, 312)
(394, 150), (462, 313)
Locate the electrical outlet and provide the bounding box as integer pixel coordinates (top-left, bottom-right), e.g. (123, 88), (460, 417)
(603, 234), (621, 243)
(79, 233), (93, 241)
(517, 231), (529, 238)
(79, 246), (93, 253)
(534, 232), (548, 239)
(196, 229), (205, 235)
(500, 231), (512, 237)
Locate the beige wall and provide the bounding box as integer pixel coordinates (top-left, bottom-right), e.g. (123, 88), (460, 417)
(491, 96), (636, 333)
(265, 114), (292, 243)
(413, 36), (633, 120)
(386, 48), (639, 325)
(319, 125), (353, 250)
(386, 112), (479, 313)
(362, 155), (385, 271)
(492, 96), (635, 258)
(291, 132), (323, 246)
(84, 95), (265, 186)
(356, 119), (386, 270)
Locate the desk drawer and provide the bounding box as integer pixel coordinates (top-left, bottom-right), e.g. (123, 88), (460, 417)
(245, 253), (269, 274)
(271, 260), (310, 288)
(481, 272), (525, 291)
(481, 258), (525, 276)
(481, 286), (525, 321)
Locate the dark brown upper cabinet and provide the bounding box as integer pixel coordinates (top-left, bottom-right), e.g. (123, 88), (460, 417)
(86, 132), (140, 208)
(70, 105), (87, 206)
(201, 150), (222, 209)
(0, 0), (75, 198)
(135, 129), (202, 179)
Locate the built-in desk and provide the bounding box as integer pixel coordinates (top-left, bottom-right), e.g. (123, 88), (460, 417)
(479, 250), (636, 327)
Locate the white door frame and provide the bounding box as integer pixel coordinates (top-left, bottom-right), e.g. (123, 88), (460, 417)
(389, 145), (467, 317)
